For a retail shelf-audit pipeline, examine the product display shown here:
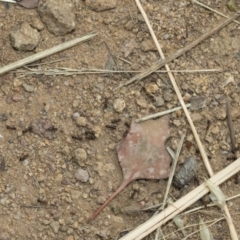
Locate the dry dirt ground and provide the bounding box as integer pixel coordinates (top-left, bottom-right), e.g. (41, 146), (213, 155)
(1, 0), (240, 239)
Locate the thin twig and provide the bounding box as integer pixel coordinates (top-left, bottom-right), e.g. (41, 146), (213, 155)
(226, 98), (236, 154)
(161, 134), (185, 210)
(114, 13), (240, 90)
(136, 104), (191, 123)
(14, 68), (222, 77)
(26, 57), (70, 67)
(0, 32), (98, 76)
(0, 0), (16, 3)
(192, 0), (240, 25)
(182, 193), (240, 216)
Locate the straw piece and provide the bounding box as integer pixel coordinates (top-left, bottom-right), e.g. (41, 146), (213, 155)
(135, 104), (191, 123)
(119, 158), (240, 240)
(161, 134), (185, 210)
(0, 32), (98, 76)
(114, 13), (240, 90)
(0, 0), (16, 3)
(14, 68), (222, 77)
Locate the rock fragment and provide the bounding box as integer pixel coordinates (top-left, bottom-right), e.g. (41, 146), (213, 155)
(75, 116), (86, 127)
(10, 22), (40, 51)
(145, 83), (159, 95)
(75, 168), (89, 183)
(50, 221), (60, 234)
(136, 97), (148, 108)
(74, 148), (87, 166)
(85, 0), (117, 12)
(31, 118), (57, 140)
(23, 83), (35, 93)
(38, 0), (75, 36)
(190, 96), (206, 111)
(17, 0), (39, 9)
(141, 39), (156, 52)
(113, 98), (125, 113)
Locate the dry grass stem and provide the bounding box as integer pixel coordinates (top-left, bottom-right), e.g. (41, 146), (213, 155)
(199, 217), (215, 240)
(114, 13), (240, 90)
(26, 57), (70, 67)
(119, 158), (240, 240)
(136, 104), (191, 123)
(185, 218), (222, 240)
(192, 0), (240, 25)
(14, 68), (222, 77)
(226, 98), (236, 154)
(0, 0), (16, 3)
(205, 179), (226, 210)
(161, 134), (185, 210)
(0, 32), (97, 76)
(159, 217), (224, 240)
(178, 193), (240, 216)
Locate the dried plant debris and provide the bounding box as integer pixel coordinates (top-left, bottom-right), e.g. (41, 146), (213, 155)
(173, 156), (198, 189)
(17, 0), (39, 9)
(90, 116), (171, 220)
(205, 179), (226, 210)
(199, 218), (214, 240)
(31, 118), (57, 140)
(168, 199), (187, 236)
(227, 0), (236, 11)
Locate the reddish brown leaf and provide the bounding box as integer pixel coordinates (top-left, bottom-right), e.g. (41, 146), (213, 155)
(90, 116), (171, 220)
(17, 0), (38, 9)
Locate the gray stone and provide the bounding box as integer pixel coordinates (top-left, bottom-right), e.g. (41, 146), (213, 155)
(154, 96), (164, 107)
(190, 96), (206, 111)
(38, 0), (75, 36)
(163, 88), (173, 102)
(10, 22), (40, 51)
(75, 168), (89, 183)
(85, 0), (117, 12)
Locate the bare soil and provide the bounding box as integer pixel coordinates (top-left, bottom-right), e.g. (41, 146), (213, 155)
(0, 0), (240, 239)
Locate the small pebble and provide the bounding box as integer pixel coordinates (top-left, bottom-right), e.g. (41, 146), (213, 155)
(113, 98), (126, 113)
(97, 196), (106, 204)
(154, 96), (164, 107)
(145, 83), (159, 94)
(136, 97), (148, 108)
(71, 190), (81, 200)
(163, 89), (173, 102)
(23, 83), (35, 93)
(50, 221), (60, 234)
(215, 108), (226, 120)
(75, 168), (89, 182)
(74, 148), (87, 166)
(75, 116), (86, 127)
(190, 96), (206, 111)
